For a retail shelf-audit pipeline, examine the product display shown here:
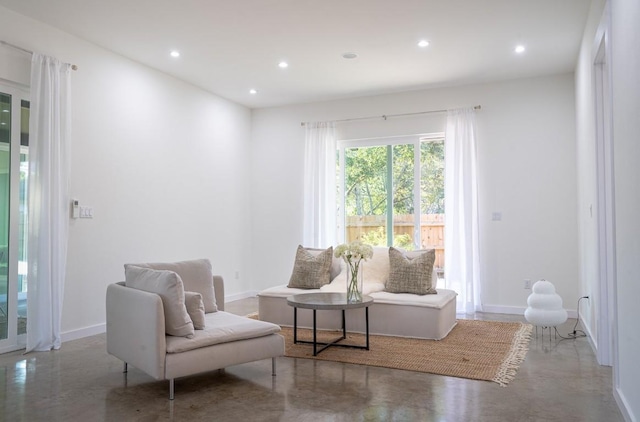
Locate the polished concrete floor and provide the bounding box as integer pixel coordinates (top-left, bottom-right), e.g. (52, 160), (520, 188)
(0, 297), (624, 421)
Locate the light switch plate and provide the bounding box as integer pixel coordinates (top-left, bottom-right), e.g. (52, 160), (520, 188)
(79, 206), (94, 218)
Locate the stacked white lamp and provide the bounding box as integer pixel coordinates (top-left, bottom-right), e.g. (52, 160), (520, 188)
(524, 279), (567, 337)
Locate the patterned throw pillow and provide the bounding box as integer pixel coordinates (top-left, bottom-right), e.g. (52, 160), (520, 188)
(287, 245), (334, 289)
(385, 247), (437, 295)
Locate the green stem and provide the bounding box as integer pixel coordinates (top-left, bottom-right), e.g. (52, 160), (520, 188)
(346, 258), (362, 302)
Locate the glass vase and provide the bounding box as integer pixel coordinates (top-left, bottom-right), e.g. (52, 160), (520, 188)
(345, 258), (363, 303)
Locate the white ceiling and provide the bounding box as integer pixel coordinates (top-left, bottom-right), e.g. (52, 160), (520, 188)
(0, 0), (590, 109)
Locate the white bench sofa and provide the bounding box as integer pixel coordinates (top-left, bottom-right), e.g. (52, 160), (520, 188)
(107, 262), (284, 400)
(258, 247), (457, 340)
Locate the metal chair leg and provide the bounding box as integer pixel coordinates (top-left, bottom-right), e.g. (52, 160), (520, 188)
(123, 362), (128, 373)
(272, 357), (276, 376)
(169, 379), (175, 400)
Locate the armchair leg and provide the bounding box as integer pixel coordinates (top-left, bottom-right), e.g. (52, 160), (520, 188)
(169, 379), (175, 400)
(272, 357), (276, 376)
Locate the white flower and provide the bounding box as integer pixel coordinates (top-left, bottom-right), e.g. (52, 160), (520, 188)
(334, 244), (348, 258)
(334, 241), (373, 263)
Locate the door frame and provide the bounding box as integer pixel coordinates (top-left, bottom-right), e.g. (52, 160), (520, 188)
(0, 80), (29, 353)
(592, 0), (617, 374)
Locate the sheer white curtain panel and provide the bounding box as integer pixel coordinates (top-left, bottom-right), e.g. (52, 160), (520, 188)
(444, 107), (482, 314)
(26, 53), (72, 352)
(302, 122), (337, 248)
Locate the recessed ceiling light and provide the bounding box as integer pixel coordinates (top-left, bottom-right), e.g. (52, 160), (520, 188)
(278, 61), (289, 68)
(342, 52), (358, 59)
(515, 45), (525, 54)
(170, 50), (180, 58)
(417, 40), (430, 48)
(249, 89), (257, 94)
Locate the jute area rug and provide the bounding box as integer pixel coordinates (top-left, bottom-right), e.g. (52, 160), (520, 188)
(274, 319), (532, 387)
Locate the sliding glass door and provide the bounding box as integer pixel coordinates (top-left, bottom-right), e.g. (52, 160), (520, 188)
(338, 134), (445, 271)
(0, 83), (29, 353)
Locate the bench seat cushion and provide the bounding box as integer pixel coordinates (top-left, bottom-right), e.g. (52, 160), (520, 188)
(258, 284), (456, 309)
(319, 278), (385, 295)
(369, 288), (457, 308)
(259, 281), (385, 297)
(166, 311), (281, 354)
(258, 284), (321, 298)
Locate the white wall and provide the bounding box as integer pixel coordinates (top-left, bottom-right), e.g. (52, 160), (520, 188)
(611, 0), (640, 419)
(250, 74), (580, 313)
(0, 6), (252, 338)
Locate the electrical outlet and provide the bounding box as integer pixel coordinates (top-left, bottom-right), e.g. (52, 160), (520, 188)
(524, 279), (532, 289)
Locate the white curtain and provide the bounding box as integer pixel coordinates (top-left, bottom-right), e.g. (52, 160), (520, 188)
(26, 53), (72, 352)
(444, 108), (482, 314)
(302, 122), (337, 248)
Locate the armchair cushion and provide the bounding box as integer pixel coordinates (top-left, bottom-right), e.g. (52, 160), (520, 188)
(185, 291), (206, 330)
(124, 265), (195, 337)
(165, 311), (281, 354)
(129, 259), (218, 313)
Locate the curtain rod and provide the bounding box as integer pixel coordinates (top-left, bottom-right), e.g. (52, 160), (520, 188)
(1, 40), (78, 71)
(301, 104), (481, 126)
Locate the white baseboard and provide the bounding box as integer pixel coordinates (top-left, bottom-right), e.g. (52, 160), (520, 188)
(580, 309), (599, 358)
(480, 305), (525, 316)
(481, 304), (578, 319)
(62, 323), (106, 343)
(0, 343), (25, 354)
(225, 290), (259, 302)
(1, 325), (107, 351)
(614, 385), (636, 422)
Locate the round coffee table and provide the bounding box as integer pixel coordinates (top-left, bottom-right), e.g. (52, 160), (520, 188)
(286, 292), (373, 356)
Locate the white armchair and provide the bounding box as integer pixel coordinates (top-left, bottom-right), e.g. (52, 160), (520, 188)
(106, 273), (284, 400)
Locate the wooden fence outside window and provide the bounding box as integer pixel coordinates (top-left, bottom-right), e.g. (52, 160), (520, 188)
(345, 214), (445, 270)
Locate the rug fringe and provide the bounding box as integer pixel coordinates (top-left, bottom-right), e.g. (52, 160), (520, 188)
(493, 323), (532, 387)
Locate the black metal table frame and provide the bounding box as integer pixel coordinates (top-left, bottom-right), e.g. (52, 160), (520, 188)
(292, 306), (370, 356)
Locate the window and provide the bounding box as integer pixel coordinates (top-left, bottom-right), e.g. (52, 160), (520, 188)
(337, 134), (445, 270)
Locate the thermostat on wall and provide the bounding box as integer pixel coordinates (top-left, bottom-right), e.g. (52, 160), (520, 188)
(72, 199), (79, 219)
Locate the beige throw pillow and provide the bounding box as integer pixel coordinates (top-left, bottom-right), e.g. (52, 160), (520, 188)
(184, 291), (206, 330)
(287, 245), (333, 289)
(124, 265), (195, 337)
(306, 247), (342, 281)
(385, 247), (437, 295)
(130, 259), (217, 313)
